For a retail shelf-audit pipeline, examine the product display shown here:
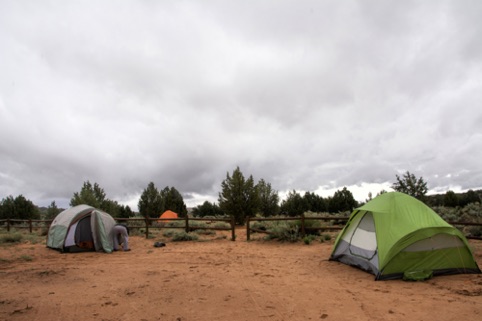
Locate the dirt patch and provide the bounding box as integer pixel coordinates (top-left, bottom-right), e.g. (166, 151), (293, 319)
(0, 229), (481, 321)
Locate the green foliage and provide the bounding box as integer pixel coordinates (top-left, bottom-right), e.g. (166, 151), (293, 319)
(264, 221), (300, 242)
(171, 231), (199, 242)
(467, 226), (482, 237)
(138, 182), (162, 219)
(138, 183), (188, 219)
(443, 190), (459, 207)
(162, 229), (177, 238)
(19, 255), (33, 262)
(433, 206), (459, 222)
(69, 181), (129, 218)
(45, 201), (61, 220)
(0, 195), (39, 220)
(433, 202), (481, 237)
(280, 190), (307, 216)
(251, 220), (268, 231)
(192, 201), (223, 217)
(0, 196), (15, 220)
(218, 166), (259, 225)
(213, 221), (231, 229)
(163, 220), (184, 228)
(304, 192), (327, 213)
(257, 179), (280, 217)
(0, 232), (23, 243)
(303, 234), (316, 245)
(160, 186), (188, 217)
(280, 191), (329, 215)
(459, 189), (481, 207)
(70, 181), (106, 208)
(328, 187), (357, 213)
(301, 215), (323, 234)
(392, 171), (428, 200)
(195, 229), (216, 236)
(188, 221), (209, 228)
(322, 233), (332, 241)
(117, 205), (133, 219)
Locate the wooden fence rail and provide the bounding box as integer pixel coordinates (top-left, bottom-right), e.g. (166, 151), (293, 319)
(115, 217), (236, 241)
(246, 215), (349, 241)
(1, 217), (480, 242)
(246, 216), (482, 241)
(0, 216), (237, 241)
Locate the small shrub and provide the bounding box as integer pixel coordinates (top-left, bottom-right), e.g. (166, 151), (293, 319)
(0, 232), (23, 244)
(137, 228), (146, 236)
(267, 222), (300, 242)
(165, 220), (184, 228)
(320, 234), (332, 243)
(189, 221), (208, 229)
(303, 235), (317, 245)
(171, 231), (199, 242)
(467, 226), (482, 237)
(25, 234), (42, 244)
(19, 255), (33, 262)
(298, 218), (322, 235)
(195, 229), (216, 235)
(162, 229), (177, 238)
(251, 221), (268, 231)
(213, 222), (230, 229)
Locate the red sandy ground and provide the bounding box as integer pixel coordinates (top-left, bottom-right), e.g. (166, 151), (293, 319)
(0, 228), (481, 321)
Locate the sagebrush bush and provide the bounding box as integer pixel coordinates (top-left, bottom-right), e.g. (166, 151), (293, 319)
(164, 221), (184, 228)
(19, 255), (33, 262)
(171, 231), (199, 242)
(265, 222), (300, 242)
(195, 229), (216, 235)
(303, 235), (317, 245)
(322, 234), (332, 241)
(251, 221), (268, 231)
(0, 232), (23, 244)
(162, 229), (177, 238)
(213, 222), (231, 229)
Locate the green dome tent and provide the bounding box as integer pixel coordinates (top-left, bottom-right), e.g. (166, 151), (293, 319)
(47, 205), (116, 253)
(330, 192), (480, 280)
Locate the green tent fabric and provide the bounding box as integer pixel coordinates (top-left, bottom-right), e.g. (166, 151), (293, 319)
(47, 204), (116, 253)
(330, 192), (480, 280)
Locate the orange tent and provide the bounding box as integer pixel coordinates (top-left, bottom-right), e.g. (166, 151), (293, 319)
(158, 210), (178, 223)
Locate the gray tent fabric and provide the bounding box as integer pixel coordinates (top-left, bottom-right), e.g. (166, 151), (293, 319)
(47, 205), (116, 253)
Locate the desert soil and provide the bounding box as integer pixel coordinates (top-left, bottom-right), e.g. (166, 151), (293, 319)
(0, 228), (481, 321)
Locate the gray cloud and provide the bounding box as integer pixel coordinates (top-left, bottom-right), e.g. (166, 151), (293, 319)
(1, 1), (481, 210)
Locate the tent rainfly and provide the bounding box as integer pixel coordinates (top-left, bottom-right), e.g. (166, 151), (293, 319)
(158, 210), (178, 222)
(47, 205), (116, 253)
(330, 192), (481, 280)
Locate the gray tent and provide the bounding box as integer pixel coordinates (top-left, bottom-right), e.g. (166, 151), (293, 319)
(47, 205), (116, 253)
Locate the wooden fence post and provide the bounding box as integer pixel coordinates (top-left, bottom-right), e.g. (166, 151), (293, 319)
(29, 219), (32, 233)
(145, 218), (149, 239)
(246, 217), (250, 241)
(301, 213), (305, 237)
(231, 217), (235, 241)
(185, 216), (189, 233)
(7, 219), (10, 232)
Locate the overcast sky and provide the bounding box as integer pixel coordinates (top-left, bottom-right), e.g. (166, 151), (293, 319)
(1, 0), (481, 210)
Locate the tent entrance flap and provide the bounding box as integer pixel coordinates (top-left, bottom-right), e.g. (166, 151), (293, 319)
(349, 212), (377, 260)
(331, 211), (380, 275)
(75, 215), (94, 249)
